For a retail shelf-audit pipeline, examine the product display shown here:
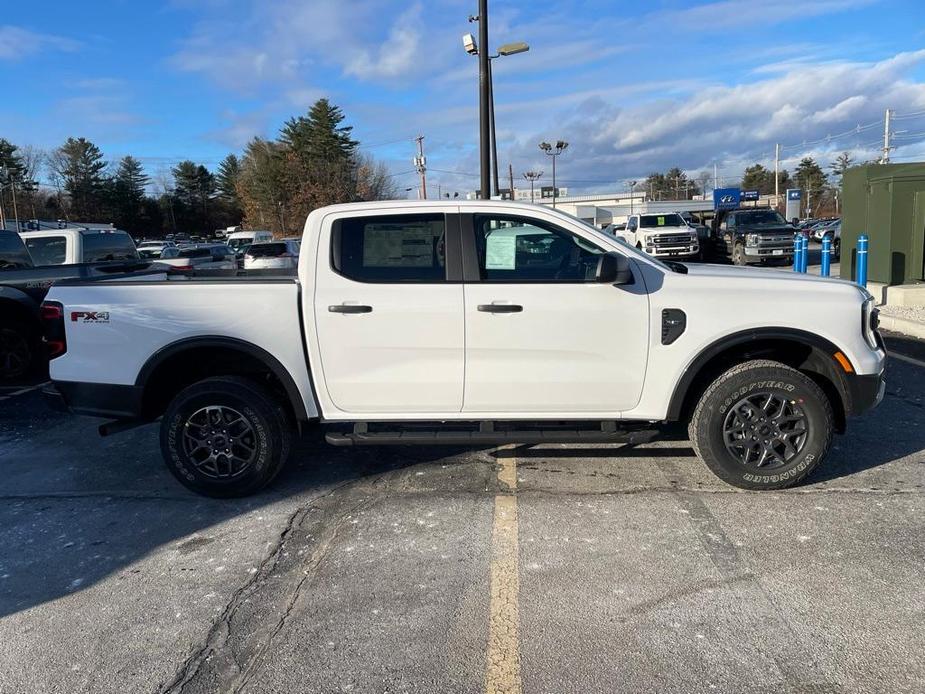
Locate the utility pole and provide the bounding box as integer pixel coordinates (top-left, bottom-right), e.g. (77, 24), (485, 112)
(774, 143), (780, 205)
(508, 163), (514, 199)
(881, 108), (893, 164)
(522, 170), (542, 203)
(713, 162), (718, 192)
(413, 134), (427, 199)
(477, 0), (490, 199)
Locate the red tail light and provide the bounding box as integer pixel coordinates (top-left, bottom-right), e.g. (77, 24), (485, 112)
(40, 301), (67, 359)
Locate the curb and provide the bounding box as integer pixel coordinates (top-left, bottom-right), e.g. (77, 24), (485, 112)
(879, 314), (925, 340)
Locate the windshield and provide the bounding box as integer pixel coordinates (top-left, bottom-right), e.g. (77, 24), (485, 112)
(639, 214), (685, 228)
(227, 237), (253, 250)
(735, 210), (787, 226)
(563, 211), (676, 273)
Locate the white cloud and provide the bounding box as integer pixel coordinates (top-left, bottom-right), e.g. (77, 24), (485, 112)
(345, 4), (422, 79)
(0, 25), (80, 61)
(649, 0), (878, 31)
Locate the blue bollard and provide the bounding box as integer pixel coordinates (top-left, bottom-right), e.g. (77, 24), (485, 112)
(857, 234), (869, 287)
(800, 234), (809, 273)
(820, 236), (831, 277)
(793, 234), (802, 272)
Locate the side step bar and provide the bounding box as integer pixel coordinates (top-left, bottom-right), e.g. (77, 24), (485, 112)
(325, 423), (659, 447)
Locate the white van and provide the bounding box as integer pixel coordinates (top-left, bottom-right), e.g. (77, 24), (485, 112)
(226, 230), (272, 255)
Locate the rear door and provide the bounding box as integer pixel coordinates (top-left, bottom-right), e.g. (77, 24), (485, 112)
(313, 209), (465, 414)
(461, 211), (649, 414)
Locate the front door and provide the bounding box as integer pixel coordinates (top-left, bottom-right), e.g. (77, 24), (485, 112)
(462, 212), (650, 415)
(314, 211), (465, 414)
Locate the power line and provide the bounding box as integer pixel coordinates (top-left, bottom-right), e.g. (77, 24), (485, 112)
(778, 119), (881, 152)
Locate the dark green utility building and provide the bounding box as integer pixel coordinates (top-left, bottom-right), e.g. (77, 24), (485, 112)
(841, 163), (925, 285)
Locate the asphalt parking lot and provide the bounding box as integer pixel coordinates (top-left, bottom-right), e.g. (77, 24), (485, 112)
(1, 333), (923, 694)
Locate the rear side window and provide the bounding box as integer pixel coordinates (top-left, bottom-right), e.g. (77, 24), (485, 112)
(0, 232), (33, 269)
(248, 242), (287, 257)
(82, 232), (139, 262)
(25, 236), (67, 265)
(332, 214), (446, 282)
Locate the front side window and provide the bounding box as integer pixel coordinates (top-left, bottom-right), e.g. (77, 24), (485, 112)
(25, 236), (67, 265)
(332, 214), (446, 282)
(473, 215), (603, 282)
(0, 233), (33, 269)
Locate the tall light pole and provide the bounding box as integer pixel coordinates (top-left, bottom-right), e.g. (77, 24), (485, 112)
(464, 24), (529, 198)
(538, 140), (567, 208)
(522, 170), (543, 203)
(628, 180), (637, 215)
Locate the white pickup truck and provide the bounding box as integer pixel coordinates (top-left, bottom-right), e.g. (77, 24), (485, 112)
(619, 213), (700, 259)
(42, 200), (885, 497)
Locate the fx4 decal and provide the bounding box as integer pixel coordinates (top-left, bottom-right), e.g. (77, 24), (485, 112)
(71, 311), (110, 323)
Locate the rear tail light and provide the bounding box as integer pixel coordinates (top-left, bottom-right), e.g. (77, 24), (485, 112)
(171, 263), (194, 271)
(40, 301), (67, 359)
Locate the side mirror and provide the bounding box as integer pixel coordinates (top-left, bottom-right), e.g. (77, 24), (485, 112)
(628, 222), (637, 232)
(596, 252), (632, 285)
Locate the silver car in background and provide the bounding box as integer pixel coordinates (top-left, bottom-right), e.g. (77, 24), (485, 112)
(244, 239), (300, 273)
(155, 244), (237, 274)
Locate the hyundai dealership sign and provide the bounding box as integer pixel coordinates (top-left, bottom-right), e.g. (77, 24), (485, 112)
(713, 187), (741, 211)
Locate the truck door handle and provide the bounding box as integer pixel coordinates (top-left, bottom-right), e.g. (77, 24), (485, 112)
(478, 304), (523, 313)
(329, 304), (373, 314)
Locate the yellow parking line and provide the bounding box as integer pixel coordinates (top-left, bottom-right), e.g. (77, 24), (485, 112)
(486, 448), (521, 694)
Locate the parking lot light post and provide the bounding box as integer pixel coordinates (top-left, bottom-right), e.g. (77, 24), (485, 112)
(464, 27), (529, 198)
(539, 140), (568, 208)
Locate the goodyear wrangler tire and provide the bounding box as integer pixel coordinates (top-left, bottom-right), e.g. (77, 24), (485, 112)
(688, 360), (833, 490)
(160, 376), (291, 497)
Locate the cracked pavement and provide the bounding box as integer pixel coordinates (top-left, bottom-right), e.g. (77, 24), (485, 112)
(1, 333), (923, 693)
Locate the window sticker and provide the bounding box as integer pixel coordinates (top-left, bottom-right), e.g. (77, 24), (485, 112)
(657, 216), (665, 226)
(485, 232), (517, 270)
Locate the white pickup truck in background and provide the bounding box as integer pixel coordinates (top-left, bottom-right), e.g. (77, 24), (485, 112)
(619, 213), (700, 259)
(42, 200), (885, 497)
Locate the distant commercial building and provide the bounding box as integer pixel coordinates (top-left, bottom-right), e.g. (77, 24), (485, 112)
(467, 188), (714, 227)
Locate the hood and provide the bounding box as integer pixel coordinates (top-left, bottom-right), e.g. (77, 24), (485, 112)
(683, 262), (856, 287)
(736, 224), (794, 234)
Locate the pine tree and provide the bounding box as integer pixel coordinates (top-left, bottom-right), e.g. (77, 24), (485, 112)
(115, 156), (149, 202)
(216, 154), (241, 201)
(51, 137), (107, 219)
(280, 98), (358, 164)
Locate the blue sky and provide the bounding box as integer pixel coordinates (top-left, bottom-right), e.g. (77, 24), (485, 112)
(2, 0), (925, 194)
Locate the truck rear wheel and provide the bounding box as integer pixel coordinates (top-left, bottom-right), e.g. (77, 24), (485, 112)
(688, 360), (833, 490)
(160, 376), (292, 497)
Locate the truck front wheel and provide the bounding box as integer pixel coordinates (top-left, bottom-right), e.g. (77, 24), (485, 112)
(731, 242), (748, 266)
(160, 376), (292, 497)
(688, 360), (834, 490)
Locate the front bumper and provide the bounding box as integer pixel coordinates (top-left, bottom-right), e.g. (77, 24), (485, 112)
(646, 244), (699, 258)
(744, 245), (794, 261)
(845, 370), (886, 416)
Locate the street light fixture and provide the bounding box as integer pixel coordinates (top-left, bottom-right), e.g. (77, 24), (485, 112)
(463, 23), (530, 198)
(522, 170), (543, 203)
(538, 141), (568, 208)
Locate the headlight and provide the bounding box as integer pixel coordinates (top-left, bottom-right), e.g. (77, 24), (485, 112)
(862, 297), (880, 349)
(746, 233), (760, 245)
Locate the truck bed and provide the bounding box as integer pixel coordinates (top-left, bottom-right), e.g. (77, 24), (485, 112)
(45, 276), (316, 418)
